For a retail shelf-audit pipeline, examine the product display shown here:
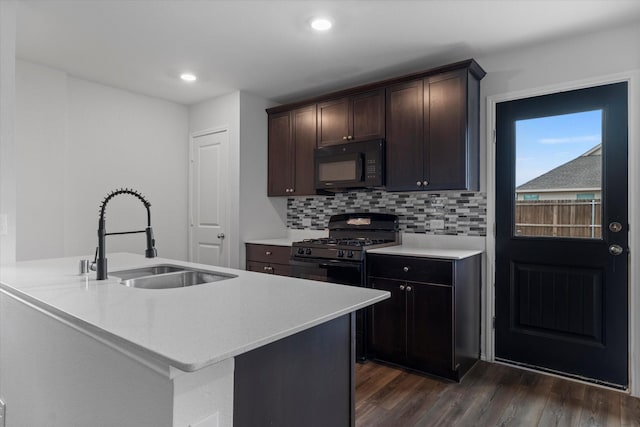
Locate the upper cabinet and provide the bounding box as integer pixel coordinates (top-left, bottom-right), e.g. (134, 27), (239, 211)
(386, 67), (481, 191)
(267, 105), (316, 196)
(266, 59), (485, 196)
(317, 89), (385, 147)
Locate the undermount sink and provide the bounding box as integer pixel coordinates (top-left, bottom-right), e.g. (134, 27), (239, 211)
(109, 264), (186, 280)
(110, 265), (236, 289)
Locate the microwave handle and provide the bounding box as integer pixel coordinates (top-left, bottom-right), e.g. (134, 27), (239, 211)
(356, 153), (364, 181)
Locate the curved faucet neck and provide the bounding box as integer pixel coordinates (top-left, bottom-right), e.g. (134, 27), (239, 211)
(95, 188), (157, 280)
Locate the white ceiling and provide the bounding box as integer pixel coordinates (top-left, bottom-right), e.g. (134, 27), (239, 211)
(16, 0), (640, 106)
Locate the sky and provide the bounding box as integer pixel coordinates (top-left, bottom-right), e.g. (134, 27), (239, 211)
(515, 109), (602, 186)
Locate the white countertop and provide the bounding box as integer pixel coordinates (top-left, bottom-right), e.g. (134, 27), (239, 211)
(366, 245), (482, 260)
(0, 253), (388, 372)
(245, 229), (327, 246)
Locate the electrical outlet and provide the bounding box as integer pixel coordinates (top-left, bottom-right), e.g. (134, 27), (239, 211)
(430, 219), (445, 230)
(0, 214), (7, 236)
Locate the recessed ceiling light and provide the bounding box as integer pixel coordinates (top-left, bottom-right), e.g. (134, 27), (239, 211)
(310, 17), (333, 31)
(180, 73), (197, 82)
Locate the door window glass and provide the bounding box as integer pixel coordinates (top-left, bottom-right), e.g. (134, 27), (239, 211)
(514, 110), (602, 239)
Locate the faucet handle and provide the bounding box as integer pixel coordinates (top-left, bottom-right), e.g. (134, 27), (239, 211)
(145, 227), (157, 258)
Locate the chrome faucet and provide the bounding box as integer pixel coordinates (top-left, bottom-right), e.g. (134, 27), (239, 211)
(94, 188), (157, 280)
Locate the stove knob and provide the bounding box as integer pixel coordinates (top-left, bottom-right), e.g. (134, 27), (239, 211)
(337, 250), (345, 257)
(305, 248), (312, 255)
(297, 248), (304, 255)
(347, 250), (354, 258)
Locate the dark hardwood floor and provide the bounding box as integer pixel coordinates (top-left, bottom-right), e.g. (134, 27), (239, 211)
(355, 361), (640, 426)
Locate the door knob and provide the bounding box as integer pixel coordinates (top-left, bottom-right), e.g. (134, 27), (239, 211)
(609, 222), (623, 233)
(217, 233), (225, 239)
(609, 244), (623, 256)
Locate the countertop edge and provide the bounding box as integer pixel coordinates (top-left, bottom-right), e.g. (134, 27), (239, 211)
(366, 247), (484, 259)
(0, 276), (389, 373)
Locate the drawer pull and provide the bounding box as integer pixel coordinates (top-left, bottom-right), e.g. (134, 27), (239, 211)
(265, 251), (272, 256)
(406, 286), (412, 292)
(403, 266), (410, 272)
(263, 266), (273, 272)
(399, 285), (406, 291)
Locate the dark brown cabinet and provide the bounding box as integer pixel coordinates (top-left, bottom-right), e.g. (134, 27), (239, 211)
(386, 66), (482, 191)
(317, 89), (384, 147)
(367, 253), (481, 381)
(245, 244), (292, 276)
(267, 59), (485, 196)
(268, 105), (316, 196)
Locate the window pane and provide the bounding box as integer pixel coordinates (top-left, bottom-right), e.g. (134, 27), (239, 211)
(514, 110), (602, 239)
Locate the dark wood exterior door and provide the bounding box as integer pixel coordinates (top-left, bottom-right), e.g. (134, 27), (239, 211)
(495, 82), (628, 387)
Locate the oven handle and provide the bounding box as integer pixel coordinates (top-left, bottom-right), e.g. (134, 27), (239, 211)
(290, 258), (362, 269)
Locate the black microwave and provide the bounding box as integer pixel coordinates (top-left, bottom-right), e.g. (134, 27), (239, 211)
(314, 139), (385, 191)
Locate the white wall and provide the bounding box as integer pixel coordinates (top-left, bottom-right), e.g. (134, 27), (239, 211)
(14, 60), (189, 261)
(188, 91), (287, 269)
(0, 0), (17, 265)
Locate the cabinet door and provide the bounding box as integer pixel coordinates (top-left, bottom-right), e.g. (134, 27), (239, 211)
(291, 105), (317, 195)
(406, 281), (453, 375)
(351, 89), (385, 141)
(268, 112), (293, 196)
(317, 98), (350, 147)
(385, 80), (424, 191)
(368, 277), (406, 364)
(424, 70), (468, 190)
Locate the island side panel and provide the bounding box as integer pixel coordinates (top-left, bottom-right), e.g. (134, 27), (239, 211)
(233, 314), (354, 427)
(0, 292), (173, 427)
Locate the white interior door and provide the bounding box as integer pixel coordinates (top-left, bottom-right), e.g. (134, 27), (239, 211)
(190, 129), (229, 267)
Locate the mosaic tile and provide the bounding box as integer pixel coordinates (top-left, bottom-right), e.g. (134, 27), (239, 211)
(286, 190), (487, 236)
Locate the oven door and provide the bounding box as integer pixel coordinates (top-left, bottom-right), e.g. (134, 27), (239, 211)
(289, 258), (363, 286)
(290, 257), (366, 360)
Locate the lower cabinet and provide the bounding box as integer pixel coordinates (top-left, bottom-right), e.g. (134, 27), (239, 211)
(367, 253), (481, 381)
(245, 244), (291, 277)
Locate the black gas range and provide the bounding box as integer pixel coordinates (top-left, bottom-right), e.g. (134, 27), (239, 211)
(291, 213), (400, 263)
(290, 213), (400, 360)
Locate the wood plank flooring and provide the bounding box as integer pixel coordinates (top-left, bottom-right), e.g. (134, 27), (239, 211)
(355, 361), (640, 426)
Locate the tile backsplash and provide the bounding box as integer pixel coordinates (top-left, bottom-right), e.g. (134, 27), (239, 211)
(287, 190), (487, 236)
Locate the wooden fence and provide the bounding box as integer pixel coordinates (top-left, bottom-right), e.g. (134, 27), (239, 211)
(515, 199), (601, 238)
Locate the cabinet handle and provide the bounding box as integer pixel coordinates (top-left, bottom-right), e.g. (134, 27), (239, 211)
(263, 266), (273, 272)
(399, 285), (406, 291)
(403, 266), (410, 272)
(265, 251), (272, 256)
(416, 181), (422, 187)
(343, 136), (348, 140)
(423, 180), (429, 186)
(348, 135), (353, 140)
(406, 286), (412, 292)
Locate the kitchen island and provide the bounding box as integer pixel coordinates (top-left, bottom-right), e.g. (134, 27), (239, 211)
(0, 253), (389, 427)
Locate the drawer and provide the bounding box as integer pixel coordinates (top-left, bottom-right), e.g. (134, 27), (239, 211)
(246, 261), (291, 277)
(246, 244), (292, 264)
(367, 254), (453, 286)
